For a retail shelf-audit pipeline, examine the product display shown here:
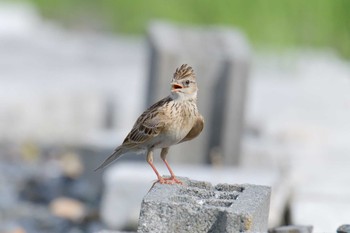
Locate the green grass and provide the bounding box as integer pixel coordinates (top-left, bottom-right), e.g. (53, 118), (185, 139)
(26, 0), (350, 58)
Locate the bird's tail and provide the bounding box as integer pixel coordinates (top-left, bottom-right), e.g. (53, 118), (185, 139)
(94, 147), (126, 171)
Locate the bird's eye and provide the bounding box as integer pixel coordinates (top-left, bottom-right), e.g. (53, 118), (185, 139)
(185, 80), (190, 85)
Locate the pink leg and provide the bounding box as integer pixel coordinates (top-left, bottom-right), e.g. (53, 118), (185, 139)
(147, 150), (165, 183)
(160, 148), (182, 184)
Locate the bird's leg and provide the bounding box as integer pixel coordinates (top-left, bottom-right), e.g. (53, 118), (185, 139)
(160, 148), (182, 184)
(146, 149), (165, 183)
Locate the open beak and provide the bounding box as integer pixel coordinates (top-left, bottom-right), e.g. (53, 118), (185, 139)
(171, 83), (183, 92)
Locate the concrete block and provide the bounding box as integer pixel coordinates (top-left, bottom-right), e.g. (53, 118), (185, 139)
(137, 177), (270, 233)
(101, 162), (287, 230)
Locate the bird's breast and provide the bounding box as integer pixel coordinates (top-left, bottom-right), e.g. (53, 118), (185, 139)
(154, 101), (197, 148)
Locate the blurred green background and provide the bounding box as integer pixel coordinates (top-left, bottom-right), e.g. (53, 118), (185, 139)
(26, 0), (350, 58)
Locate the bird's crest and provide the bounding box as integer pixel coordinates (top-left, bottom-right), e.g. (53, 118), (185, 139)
(173, 64), (195, 80)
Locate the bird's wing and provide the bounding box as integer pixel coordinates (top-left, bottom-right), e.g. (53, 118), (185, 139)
(95, 118), (163, 171)
(121, 97), (170, 147)
(95, 98), (171, 171)
(122, 117), (165, 146)
(178, 114), (204, 143)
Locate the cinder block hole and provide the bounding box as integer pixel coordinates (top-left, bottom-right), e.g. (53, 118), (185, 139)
(179, 188), (215, 199)
(187, 180), (213, 190)
(171, 195), (195, 204)
(171, 195), (234, 207)
(215, 192), (239, 200)
(215, 184), (244, 192)
(205, 199), (234, 207)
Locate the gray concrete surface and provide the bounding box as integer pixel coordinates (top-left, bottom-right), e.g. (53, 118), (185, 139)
(137, 177), (271, 233)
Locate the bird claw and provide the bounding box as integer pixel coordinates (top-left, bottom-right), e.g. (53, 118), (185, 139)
(158, 177), (183, 185)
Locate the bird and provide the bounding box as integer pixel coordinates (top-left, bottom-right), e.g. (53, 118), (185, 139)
(95, 64), (204, 184)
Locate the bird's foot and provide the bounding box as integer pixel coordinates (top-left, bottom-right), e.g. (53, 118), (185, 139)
(159, 176), (183, 185)
(149, 177), (182, 191)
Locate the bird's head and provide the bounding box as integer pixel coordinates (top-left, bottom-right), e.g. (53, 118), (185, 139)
(170, 64), (198, 100)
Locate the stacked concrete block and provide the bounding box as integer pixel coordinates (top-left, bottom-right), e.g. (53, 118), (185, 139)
(147, 21), (251, 165)
(138, 177), (271, 233)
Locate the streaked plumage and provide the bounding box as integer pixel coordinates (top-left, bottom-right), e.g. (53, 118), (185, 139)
(95, 64), (204, 184)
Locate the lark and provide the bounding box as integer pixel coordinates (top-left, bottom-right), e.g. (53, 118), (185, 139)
(95, 64), (204, 184)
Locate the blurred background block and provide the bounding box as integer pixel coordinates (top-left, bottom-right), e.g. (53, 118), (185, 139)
(147, 21), (251, 165)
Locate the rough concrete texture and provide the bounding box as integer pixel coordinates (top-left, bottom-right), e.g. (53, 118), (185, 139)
(137, 177), (271, 233)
